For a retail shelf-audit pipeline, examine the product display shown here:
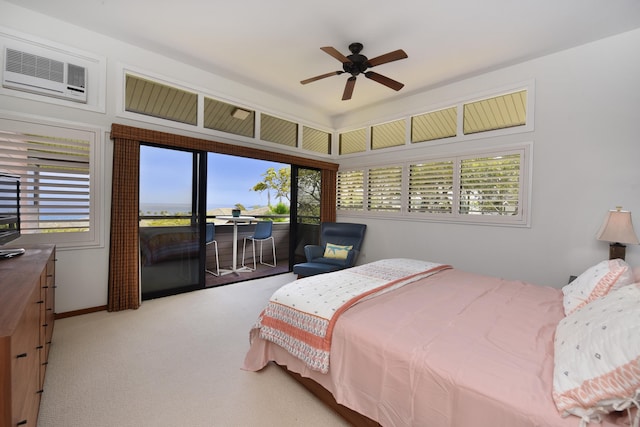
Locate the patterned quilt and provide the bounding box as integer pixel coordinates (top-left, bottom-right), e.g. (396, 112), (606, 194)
(253, 258), (451, 373)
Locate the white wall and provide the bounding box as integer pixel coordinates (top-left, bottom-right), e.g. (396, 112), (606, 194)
(1, 1), (638, 312)
(337, 28), (640, 287)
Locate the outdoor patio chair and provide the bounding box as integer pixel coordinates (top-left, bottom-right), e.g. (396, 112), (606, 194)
(241, 220), (276, 270)
(205, 223), (220, 276)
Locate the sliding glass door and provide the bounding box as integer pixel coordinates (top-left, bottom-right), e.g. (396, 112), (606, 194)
(137, 146), (324, 298)
(291, 166), (321, 266)
(139, 147), (297, 298)
(139, 145), (206, 299)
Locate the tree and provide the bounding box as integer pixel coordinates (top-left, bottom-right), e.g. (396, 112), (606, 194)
(296, 169), (321, 220)
(251, 182), (270, 206)
(251, 167), (291, 206)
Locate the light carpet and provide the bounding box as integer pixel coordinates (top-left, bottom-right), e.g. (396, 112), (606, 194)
(37, 273), (350, 427)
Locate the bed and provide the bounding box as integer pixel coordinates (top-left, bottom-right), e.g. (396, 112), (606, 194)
(243, 258), (639, 427)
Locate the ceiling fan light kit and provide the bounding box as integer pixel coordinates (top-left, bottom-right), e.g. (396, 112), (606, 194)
(301, 42), (408, 101)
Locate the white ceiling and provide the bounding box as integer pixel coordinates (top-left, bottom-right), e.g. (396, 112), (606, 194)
(6, 0), (640, 118)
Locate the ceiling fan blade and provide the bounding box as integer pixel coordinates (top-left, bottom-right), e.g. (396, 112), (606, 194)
(300, 71), (344, 85)
(320, 46), (351, 64)
(342, 76), (356, 100)
(366, 49), (408, 67)
(365, 71), (404, 91)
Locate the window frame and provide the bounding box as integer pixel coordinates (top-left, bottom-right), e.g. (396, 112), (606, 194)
(370, 119), (406, 150)
(337, 143), (532, 227)
(116, 67), (335, 159)
(336, 169), (364, 211)
(339, 128), (367, 155)
(462, 89), (528, 135)
(337, 81), (535, 158)
(367, 165), (403, 212)
(0, 114), (103, 248)
(301, 125), (332, 155)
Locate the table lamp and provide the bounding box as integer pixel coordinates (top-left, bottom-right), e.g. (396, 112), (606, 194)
(596, 206), (639, 260)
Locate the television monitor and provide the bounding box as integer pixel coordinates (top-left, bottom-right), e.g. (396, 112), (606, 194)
(0, 173), (24, 258)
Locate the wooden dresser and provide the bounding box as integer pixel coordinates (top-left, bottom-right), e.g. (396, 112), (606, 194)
(0, 245), (56, 427)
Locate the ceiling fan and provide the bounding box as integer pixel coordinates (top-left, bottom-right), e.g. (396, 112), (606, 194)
(300, 42), (408, 101)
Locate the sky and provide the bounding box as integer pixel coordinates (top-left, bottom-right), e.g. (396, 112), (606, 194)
(139, 146), (289, 209)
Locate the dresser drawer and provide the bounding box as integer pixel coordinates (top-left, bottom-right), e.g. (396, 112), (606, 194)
(10, 286), (41, 426)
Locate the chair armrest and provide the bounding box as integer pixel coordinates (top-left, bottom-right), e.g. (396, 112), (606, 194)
(344, 249), (359, 267)
(304, 245), (324, 262)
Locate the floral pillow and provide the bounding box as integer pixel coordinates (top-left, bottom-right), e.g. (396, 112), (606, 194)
(323, 243), (353, 260)
(562, 259), (633, 316)
(552, 283), (640, 424)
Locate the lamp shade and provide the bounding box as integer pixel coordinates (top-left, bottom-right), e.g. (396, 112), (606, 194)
(596, 207), (639, 245)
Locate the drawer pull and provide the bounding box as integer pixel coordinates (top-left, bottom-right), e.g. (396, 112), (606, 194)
(42, 323), (48, 327)
(37, 389), (44, 394)
(36, 345), (43, 350)
(37, 300), (44, 304)
(16, 352), (27, 358)
(17, 420), (27, 426)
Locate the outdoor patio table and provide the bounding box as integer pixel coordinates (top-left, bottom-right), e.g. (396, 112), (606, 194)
(217, 216), (255, 275)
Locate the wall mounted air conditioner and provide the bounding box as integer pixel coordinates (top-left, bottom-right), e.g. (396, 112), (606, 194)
(2, 47), (87, 103)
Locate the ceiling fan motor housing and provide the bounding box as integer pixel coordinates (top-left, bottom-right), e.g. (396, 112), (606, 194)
(344, 42), (369, 76)
(343, 55), (369, 76)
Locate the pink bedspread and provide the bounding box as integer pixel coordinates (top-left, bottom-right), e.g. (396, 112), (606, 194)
(243, 268), (629, 427)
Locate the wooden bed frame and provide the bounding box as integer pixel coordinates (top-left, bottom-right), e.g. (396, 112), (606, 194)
(277, 363), (381, 426)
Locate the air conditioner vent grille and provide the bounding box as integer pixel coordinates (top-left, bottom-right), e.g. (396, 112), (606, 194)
(67, 63), (85, 88)
(6, 48), (64, 84)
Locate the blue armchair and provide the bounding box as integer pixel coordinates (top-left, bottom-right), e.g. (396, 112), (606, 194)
(293, 222), (367, 277)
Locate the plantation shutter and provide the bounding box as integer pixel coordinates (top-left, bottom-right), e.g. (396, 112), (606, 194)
(367, 166), (402, 212)
(0, 129), (91, 234)
(337, 170), (364, 211)
(408, 160), (454, 213)
(459, 153), (521, 216)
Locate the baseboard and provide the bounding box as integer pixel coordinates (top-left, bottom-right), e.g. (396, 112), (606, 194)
(55, 305), (107, 319)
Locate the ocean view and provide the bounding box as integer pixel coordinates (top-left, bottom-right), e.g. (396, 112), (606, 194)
(140, 203), (193, 215)
(139, 203), (266, 215)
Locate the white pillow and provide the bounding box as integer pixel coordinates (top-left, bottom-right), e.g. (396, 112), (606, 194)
(562, 259), (633, 316)
(552, 283), (640, 424)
